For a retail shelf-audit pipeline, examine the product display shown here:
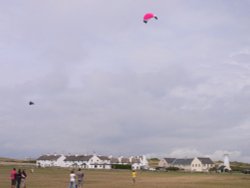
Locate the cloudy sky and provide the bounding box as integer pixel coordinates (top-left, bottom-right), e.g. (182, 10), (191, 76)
(0, 0), (250, 162)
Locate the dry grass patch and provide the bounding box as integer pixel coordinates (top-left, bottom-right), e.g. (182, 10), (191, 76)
(0, 165), (250, 188)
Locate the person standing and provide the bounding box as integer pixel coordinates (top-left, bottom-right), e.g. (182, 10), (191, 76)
(76, 168), (84, 188)
(21, 169), (27, 188)
(131, 170), (136, 184)
(16, 169), (22, 188)
(10, 168), (16, 188)
(68, 170), (76, 188)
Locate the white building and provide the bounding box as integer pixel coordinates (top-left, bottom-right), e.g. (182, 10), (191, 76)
(159, 158), (176, 168)
(36, 154), (148, 169)
(217, 154), (232, 172)
(36, 154), (65, 167)
(191, 157), (214, 172)
(62, 154), (112, 169)
(131, 156), (149, 170)
(158, 157), (214, 172)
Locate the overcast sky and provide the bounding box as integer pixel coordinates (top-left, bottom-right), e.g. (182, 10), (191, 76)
(0, 0), (250, 162)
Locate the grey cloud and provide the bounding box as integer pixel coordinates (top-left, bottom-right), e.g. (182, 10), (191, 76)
(0, 1), (250, 162)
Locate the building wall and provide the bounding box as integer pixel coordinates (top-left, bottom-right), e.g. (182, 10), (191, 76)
(158, 159), (168, 167)
(174, 163), (191, 171)
(37, 154), (146, 170)
(55, 155), (66, 167)
(37, 160), (56, 167)
(191, 158), (202, 172)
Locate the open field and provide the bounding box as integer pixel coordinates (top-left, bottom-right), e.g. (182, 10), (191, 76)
(0, 165), (250, 188)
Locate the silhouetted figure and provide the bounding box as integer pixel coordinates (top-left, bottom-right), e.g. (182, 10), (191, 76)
(16, 169), (22, 188)
(29, 101), (34, 105)
(77, 168), (84, 188)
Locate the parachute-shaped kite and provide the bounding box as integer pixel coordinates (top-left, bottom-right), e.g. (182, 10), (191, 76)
(143, 13), (158, 24)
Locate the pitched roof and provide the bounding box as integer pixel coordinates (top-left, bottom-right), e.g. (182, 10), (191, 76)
(198, 157), (214, 164)
(121, 158), (130, 163)
(172, 158), (193, 165)
(217, 165), (226, 170)
(163, 158), (176, 164)
(110, 157), (119, 163)
(64, 155), (93, 161)
(98, 156), (110, 161)
(131, 158), (140, 163)
(37, 155), (61, 161)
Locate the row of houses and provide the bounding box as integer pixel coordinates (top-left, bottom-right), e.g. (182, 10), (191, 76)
(36, 154), (215, 172)
(36, 154), (148, 170)
(158, 157), (215, 172)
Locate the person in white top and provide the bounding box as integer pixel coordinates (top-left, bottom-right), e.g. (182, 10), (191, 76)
(68, 170), (76, 188)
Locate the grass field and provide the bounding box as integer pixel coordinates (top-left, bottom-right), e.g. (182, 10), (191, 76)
(0, 165), (250, 188)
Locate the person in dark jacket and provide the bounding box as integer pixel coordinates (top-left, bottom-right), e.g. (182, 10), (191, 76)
(16, 169), (22, 188)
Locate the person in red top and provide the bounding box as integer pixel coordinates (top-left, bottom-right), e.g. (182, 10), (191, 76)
(10, 168), (16, 188)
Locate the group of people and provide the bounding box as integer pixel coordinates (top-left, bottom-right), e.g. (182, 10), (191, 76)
(68, 168), (136, 187)
(10, 167), (135, 187)
(10, 168), (27, 188)
(68, 168), (84, 188)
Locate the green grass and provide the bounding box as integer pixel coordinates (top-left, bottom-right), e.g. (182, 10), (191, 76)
(0, 164), (250, 188)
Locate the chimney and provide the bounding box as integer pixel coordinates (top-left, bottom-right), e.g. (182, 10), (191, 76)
(223, 154), (231, 170)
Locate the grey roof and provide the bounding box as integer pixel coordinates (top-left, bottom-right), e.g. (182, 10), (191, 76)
(172, 158), (193, 165)
(198, 157), (214, 164)
(98, 156), (110, 161)
(121, 158), (130, 163)
(64, 155), (93, 162)
(110, 157), (119, 163)
(217, 165), (226, 170)
(163, 158), (176, 164)
(131, 158), (140, 163)
(37, 155), (61, 161)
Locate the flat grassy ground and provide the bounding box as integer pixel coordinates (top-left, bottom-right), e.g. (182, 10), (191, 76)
(0, 165), (250, 188)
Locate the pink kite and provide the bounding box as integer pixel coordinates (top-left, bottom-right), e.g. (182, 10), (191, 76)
(143, 13), (158, 23)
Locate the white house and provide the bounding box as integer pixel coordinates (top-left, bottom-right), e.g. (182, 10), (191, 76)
(158, 157), (214, 172)
(131, 156), (149, 170)
(64, 154), (112, 169)
(115, 155), (149, 170)
(63, 155), (93, 168)
(36, 154), (148, 170)
(172, 158), (194, 171)
(158, 158), (176, 168)
(97, 156), (112, 169)
(118, 156), (130, 164)
(191, 157), (214, 172)
(36, 154), (65, 167)
(88, 155), (111, 169)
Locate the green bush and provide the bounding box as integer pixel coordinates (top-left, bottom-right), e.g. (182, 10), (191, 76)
(231, 166), (245, 172)
(166, 167), (180, 171)
(209, 167), (217, 172)
(111, 164), (132, 169)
